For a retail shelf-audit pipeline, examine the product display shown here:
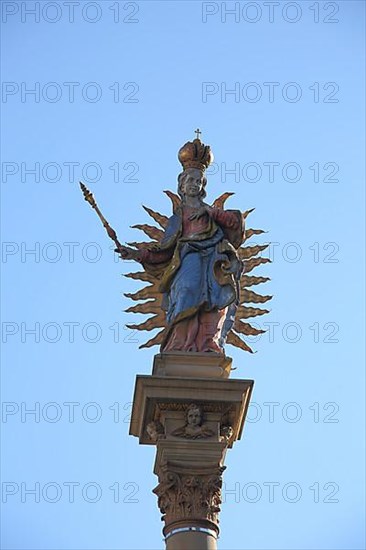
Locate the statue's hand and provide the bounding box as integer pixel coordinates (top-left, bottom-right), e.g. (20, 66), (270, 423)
(115, 245), (139, 260)
(188, 205), (212, 221)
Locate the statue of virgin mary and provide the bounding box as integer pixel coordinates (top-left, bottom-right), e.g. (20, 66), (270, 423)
(118, 135), (245, 353)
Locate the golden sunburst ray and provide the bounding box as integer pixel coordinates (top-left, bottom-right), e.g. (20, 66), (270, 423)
(233, 319), (266, 336)
(126, 314), (166, 332)
(130, 224), (164, 241)
(236, 306), (270, 319)
(212, 192), (235, 209)
(244, 228), (266, 240)
(238, 244), (269, 260)
(124, 283), (160, 301)
(142, 205), (168, 228)
(226, 331), (255, 353)
(125, 301), (161, 315)
(240, 289), (273, 304)
(139, 328), (168, 349)
(243, 207), (255, 219)
(240, 275), (271, 287)
(164, 190), (181, 212)
(124, 271), (157, 283)
(244, 256), (271, 274)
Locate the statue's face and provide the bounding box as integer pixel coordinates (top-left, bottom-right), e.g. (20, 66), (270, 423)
(187, 407), (201, 426)
(180, 169), (203, 198)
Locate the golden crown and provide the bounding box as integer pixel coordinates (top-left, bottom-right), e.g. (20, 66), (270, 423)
(178, 129), (214, 173)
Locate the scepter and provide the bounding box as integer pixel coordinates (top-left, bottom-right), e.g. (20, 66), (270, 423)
(79, 181), (123, 253)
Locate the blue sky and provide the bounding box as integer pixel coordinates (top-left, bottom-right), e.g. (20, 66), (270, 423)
(1, 1), (365, 549)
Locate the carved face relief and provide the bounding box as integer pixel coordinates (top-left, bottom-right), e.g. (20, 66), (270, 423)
(146, 421), (164, 442)
(171, 404), (215, 440)
(219, 425), (234, 443)
(179, 169), (204, 198)
(187, 406), (202, 427)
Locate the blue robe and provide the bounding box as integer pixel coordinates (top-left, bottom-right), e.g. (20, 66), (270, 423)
(142, 207), (244, 348)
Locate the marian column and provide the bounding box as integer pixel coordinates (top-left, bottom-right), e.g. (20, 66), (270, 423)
(80, 131), (271, 549)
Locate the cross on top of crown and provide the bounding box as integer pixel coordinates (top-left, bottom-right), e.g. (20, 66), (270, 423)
(194, 128), (202, 140)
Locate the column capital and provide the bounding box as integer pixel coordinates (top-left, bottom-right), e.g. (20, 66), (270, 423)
(154, 462), (225, 537)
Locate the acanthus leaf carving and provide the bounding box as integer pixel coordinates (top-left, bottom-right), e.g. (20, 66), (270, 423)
(153, 466), (225, 529)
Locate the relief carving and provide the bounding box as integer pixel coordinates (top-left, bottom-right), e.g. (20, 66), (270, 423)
(146, 421), (165, 442)
(153, 466), (225, 528)
(171, 403), (215, 440)
(219, 424), (234, 443)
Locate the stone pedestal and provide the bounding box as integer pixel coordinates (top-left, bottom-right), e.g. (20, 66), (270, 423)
(129, 352), (254, 549)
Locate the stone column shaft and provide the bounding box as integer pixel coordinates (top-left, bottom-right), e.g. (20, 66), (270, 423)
(166, 528), (218, 550)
